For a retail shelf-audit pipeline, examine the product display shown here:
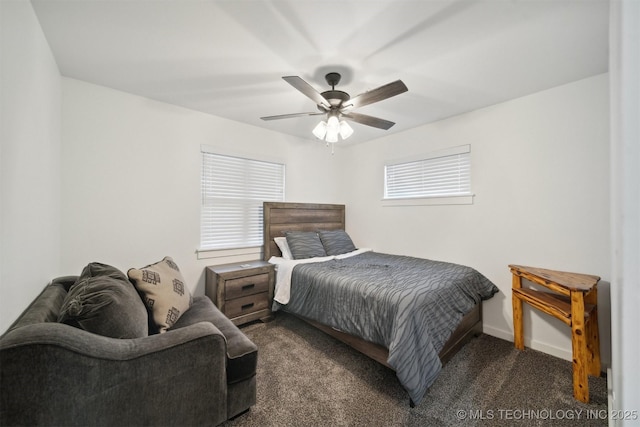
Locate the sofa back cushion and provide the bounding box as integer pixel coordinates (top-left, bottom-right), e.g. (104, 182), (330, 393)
(58, 263), (149, 338)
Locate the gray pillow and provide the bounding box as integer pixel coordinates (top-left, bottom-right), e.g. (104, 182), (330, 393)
(59, 263), (148, 338)
(318, 230), (357, 256)
(285, 231), (327, 259)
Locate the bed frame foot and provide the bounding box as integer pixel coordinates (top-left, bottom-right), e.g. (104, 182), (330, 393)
(409, 398), (415, 408)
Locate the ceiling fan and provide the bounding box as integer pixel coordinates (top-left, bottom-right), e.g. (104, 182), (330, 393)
(260, 72), (408, 146)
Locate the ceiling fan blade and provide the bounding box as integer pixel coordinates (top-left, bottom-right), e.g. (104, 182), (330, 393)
(342, 112), (395, 130)
(260, 112), (325, 121)
(282, 76), (331, 110)
(342, 80), (408, 110)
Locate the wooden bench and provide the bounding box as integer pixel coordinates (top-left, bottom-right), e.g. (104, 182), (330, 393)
(509, 264), (601, 403)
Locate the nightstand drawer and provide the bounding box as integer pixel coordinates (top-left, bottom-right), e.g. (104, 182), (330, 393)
(225, 293), (269, 318)
(225, 273), (270, 300)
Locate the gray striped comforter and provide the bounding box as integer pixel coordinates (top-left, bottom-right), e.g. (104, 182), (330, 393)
(279, 251), (499, 404)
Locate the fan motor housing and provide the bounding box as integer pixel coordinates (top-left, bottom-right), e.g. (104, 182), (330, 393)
(319, 90), (350, 109)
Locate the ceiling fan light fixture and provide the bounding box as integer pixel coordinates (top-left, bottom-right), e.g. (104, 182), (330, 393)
(312, 121), (327, 139)
(312, 115), (353, 147)
(314, 110), (352, 145)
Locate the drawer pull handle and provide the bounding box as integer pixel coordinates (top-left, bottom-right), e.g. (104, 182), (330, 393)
(241, 303), (254, 310)
(242, 283), (255, 291)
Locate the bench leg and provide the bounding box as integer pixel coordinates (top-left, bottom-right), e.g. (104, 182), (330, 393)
(571, 290), (589, 403)
(512, 275), (525, 350)
(585, 289), (601, 377)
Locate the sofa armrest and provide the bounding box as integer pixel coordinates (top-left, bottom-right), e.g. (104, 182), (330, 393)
(172, 296), (258, 385)
(1, 322), (228, 426)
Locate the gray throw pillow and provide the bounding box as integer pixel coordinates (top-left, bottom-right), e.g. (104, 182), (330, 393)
(318, 230), (357, 256)
(59, 263), (149, 338)
(285, 231), (327, 259)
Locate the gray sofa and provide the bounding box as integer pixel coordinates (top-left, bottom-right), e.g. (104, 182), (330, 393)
(0, 268), (257, 426)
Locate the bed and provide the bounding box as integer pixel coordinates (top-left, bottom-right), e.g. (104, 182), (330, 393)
(263, 202), (498, 405)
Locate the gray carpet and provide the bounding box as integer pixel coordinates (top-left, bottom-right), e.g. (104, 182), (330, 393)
(225, 312), (608, 426)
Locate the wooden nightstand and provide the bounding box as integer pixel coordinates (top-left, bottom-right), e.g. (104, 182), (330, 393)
(205, 261), (275, 326)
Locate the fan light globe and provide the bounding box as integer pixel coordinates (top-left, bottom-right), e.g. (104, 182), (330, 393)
(312, 121), (327, 139)
(327, 115), (340, 130)
(339, 121), (354, 139)
(325, 127), (339, 143)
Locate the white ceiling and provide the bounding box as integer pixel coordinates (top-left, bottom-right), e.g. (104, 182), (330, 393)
(30, 0), (609, 145)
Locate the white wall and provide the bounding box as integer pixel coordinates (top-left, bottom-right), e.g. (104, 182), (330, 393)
(61, 78), (343, 296)
(341, 74), (610, 366)
(0, 0), (62, 332)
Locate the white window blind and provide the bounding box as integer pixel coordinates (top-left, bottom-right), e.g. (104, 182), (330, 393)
(201, 152), (285, 250)
(384, 145), (471, 199)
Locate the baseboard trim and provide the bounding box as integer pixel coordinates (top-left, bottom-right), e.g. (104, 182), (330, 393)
(482, 325), (573, 362)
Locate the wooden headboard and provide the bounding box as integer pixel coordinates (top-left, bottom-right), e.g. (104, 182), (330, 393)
(263, 202), (345, 260)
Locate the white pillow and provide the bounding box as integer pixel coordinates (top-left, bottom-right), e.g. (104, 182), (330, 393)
(274, 236), (293, 260)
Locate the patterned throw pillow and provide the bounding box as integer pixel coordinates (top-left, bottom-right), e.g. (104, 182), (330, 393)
(318, 230), (357, 256)
(128, 256), (192, 333)
(285, 231), (327, 259)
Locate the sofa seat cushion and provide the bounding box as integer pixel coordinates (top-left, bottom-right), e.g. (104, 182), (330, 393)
(171, 296), (257, 384)
(58, 263), (148, 338)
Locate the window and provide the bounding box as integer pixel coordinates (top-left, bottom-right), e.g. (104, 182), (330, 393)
(200, 149), (285, 251)
(384, 145), (472, 205)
